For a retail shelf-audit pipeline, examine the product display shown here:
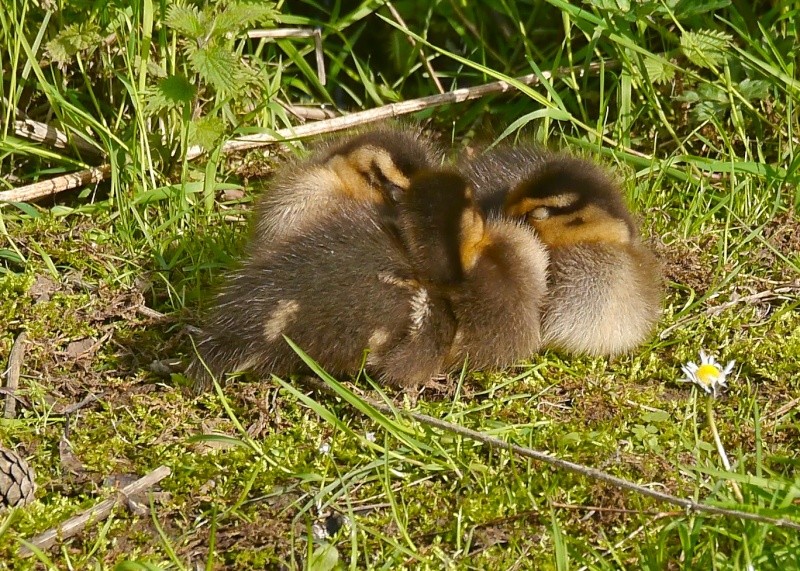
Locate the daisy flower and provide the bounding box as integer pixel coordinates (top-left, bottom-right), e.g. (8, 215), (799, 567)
(680, 350), (735, 398)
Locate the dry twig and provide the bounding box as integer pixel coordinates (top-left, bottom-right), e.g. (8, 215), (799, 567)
(301, 376), (800, 532)
(3, 332), (27, 419)
(18, 465), (171, 557)
(0, 165), (111, 203)
(2, 62), (615, 203)
(281, 103), (341, 121)
(13, 117), (104, 161)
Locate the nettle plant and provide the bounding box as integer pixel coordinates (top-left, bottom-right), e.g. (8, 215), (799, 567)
(588, 0), (776, 157)
(148, 1), (278, 157)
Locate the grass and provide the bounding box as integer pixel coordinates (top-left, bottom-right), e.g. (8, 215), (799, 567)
(1, 0), (800, 568)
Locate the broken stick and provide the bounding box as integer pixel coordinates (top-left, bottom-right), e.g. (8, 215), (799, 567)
(1, 62), (615, 203)
(3, 331), (27, 419)
(18, 465), (171, 557)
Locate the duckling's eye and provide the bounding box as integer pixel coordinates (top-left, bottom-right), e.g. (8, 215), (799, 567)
(384, 182), (406, 203)
(527, 206), (550, 221)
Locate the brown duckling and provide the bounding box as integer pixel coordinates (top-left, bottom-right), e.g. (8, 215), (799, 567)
(460, 146), (663, 357)
(251, 125), (443, 249)
(188, 175), (458, 392)
(399, 170), (550, 373)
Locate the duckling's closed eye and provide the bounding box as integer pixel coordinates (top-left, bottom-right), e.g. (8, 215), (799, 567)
(373, 171), (406, 203)
(528, 206), (551, 221)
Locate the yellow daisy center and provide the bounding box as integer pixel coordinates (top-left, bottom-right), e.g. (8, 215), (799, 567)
(696, 364), (721, 385)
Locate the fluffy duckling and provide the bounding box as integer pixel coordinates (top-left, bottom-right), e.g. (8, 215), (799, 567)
(400, 170), (550, 373)
(251, 125), (443, 249)
(188, 178), (458, 393)
(461, 147), (663, 357)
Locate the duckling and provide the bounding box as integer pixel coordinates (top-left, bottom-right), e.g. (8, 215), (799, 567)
(188, 177), (458, 393)
(250, 124), (443, 250)
(399, 169), (550, 373)
(460, 146), (663, 357)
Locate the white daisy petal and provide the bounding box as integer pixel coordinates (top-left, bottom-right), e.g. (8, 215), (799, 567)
(680, 351), (735, 398)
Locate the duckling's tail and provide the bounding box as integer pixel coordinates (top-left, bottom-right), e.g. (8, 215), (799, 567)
(184, 329), (250, 394)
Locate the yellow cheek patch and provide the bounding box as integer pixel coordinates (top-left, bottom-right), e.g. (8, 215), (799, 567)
(459, 207), (491, 271)
(504, 191), (580, 217)
(534, 206), (631, 247)
(326, 155), (383, 203)
(371, 150), (411, 190)
(329, 146), (412, 202)
(506, 197), (540, 218)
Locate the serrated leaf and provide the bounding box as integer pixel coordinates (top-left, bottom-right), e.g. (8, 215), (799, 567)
(215, 2), (277, 37)
(45, 22), (102, 64)
(189, 45), (248, 93)
(692, 99), (727, 122)
(144, 75), (196, 114)
(165, 4), (205, 39)
(189, 115), (226, 151)
(643, 55), (675, 85)
(680, 29), (733, 69)
(697, 83), (728, 103)
(739, 78), (770, 101)
(146, 60), (168, 79)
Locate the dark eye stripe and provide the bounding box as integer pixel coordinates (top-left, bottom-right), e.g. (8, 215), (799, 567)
(370, 162), (405, 202)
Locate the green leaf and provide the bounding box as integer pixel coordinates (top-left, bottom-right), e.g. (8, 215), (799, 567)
(45, 22), (102, 64)
(215, 2), (277, 37)
(738, 78), (771, 101)
(144, 74), (196, 114)
(641, 410), (671, 423)
(643, 55), (675, 85)
(9, 202), (40, 218)
(189, 45), (248, 93)
(0, 249), (25, 265)
(674, 0), (731, 18)
(189, 115), (226, 151)
(308, 543), (339, 571)
(680, 29), (733, 69)
(114, 561), (168, 571)
(187, 433), (252, 450)
(165, 4), (205, 39)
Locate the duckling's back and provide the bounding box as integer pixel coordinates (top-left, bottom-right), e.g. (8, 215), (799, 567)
(446, 219), (549, 371)
(189, 207), (456, 391)
(543, 241), (663, 356)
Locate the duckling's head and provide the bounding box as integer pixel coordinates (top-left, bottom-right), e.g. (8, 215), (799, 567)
(324, 128), (440, 204)
(400, 169), (490, 285)
(503, 157), (636, 248)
